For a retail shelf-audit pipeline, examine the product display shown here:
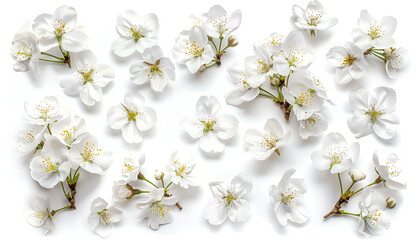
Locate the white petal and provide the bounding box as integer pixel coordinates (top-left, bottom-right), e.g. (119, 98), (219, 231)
(112, 37), (136, 57)
(121, 121), (143, 144)
(204, 200), (228, 225)
(213, 114), (238, 140)
(199, 132), (224, 153)
(61, 30), (89, 52)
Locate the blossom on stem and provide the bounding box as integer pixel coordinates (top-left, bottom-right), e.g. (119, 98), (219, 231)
(117, 152), (145, 184)
(15, 124), (46, 155)
(11, 31), (40, 79)
(27, 196), (54, 234)
(298, 112), (328, 139)
(50, 115), (88, 148)
(167, 151), (198, 189)
(112, 183), (133, 202)
(244, 45), (275, 84)
(204, 173), (252, 225)
(349, 169), (366, 182)
(384, 47), (408, 79)
(373, 150), (406, 189)
(24, 96), (64, 126)
(358, 189), (391, 236)
(88, 197), (123, 238)
(203, 5), (241, 38)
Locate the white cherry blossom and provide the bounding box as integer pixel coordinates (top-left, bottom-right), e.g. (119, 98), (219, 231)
(167, 151), (198, 189)
(32, 5), (89, 52)
(27, 196), (54, 234)
(107, 91), (157, 144)
(269, 169), (310, 226)
(204, 173), (252, 225)
(181, 96), (238, 153)
(187, 14), (208, 28)
(60, 50), (114, 106)
(384, 47), (408, 79)
(11, 31), (40, 79)
(15, 124), (46, 155)
(244, 118), (291, 161)
(112, 183), (133, 202)
(373, 150), (406, 190)
(311, 132), (360, 174)
(347, 87), (399, 139)
(255, 32), (285, 56)
(117, 152), (145, 184)
(24, 96), (64, 126)
(50, 115), (88, 148)
(88, 197), (123, 238)
(203, 5), (241, 38)
(112, 10), (159, 57)
(298, 112), (328, 139)
(244, 45), (275, 84)
(358, 189), (391, 236)
(129, 45), (175, 92)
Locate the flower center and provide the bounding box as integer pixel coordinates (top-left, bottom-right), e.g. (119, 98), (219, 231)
(327, 146), (348, 169)
(222, 190), (237, 206)
(265, 34), (284, 46)
(150, 201), (170, 219)
(128, 25), (144, 42)
(145, 60), (163, 79)
(33, 208), (50, 225)
(368, 23), (385, 40)
(210, 15), (228, 35)
(305, 116), (319, 130)
(36, 101), (55, 122)
(80, 68), (95, 85)
(365, 105), (385, 124)
(256, 58), (271, 73)
(295, 89), (314, 107)
(21, 128), (36, 143)
(14, 43), (32, 61)
(98, 209), (111, 225)
(281, 188), (300, 208)
(39, 156), (60, 174)
(201, 118), (217, 134)
(185, 41), (204, 56)
(122, 158), (136, 174)
(365, 209), (384, 230)
(306, 9), (324, 26)
(260, 133), (279, 150)
(60, 127), (77, 145)
(81, 142), (101, 163)
(53, 18), (68, 37)
(385, 161), (401, 178)
(121, 104), (142, 122)
(340, 56), (356, 66)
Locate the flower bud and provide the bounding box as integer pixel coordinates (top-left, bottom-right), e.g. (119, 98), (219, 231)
(112, 183), (132, 202)
(198, 64), (206, 72)
(386, 197), (397, 208)
(228, 35), (239, 47)
(384, 48), (392, 56)
(154, 170), (165, 181)
(348, 169), (366, 182)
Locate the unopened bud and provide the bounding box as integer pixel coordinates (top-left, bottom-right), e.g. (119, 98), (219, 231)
(154, 170), (165, 181)
(348, 169), (366, 182)
(137, 171), (145, 180)
(386, 197), (397, 208)
(228, 35), (239, 47)
(198, 64), (206, 72)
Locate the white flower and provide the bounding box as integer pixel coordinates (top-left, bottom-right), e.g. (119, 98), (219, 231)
(50, 115), (88, 148)
(32, 5), (89, 52)
(244, 45), (275, 84)
(167, 151), (198, 189)
(326, 42), (368, 84)
(352, 10), (397, 49)
(107, 91), (157, 144)
(129, 46), (175, 92)
(298, 112), (328, 139)
(256, 32), (285, 56)
(24, 96), (64, 126)
(68, 135), (112, 175)
(373, 150), (406, 189)
(225, 60), (264, 106)
(60, 50), (114, 106)
(385, 47), (408, 79)
(181, 96), (238, 153)
(282, 70), (323, 121)
(358, 189), (391, 236)
(311, 132), (360, 174)
(347, 87), (399, 139)
(112, 183), (133, 203)
(203, 5), (241, 38)
(11, 31), (41, 79)
(88, 197), (123, 238)
(292, 0), (338, 36)
(273, 31), (315, 75)
(112, 10), (159, 57)
(117, 153), (145, 184)
(30, 135), (70, 188)
(15, 124), (46, 155)
(27, 196), (54, 234)
(187, 14), (208, 28)
(137, 188), (179, 230)
(172, 27), (215, 74)
(269, 168), (310, 226)
(349, 169), (366, 182)
(204, 173), (252, 225)
(244, 118), (291, 161)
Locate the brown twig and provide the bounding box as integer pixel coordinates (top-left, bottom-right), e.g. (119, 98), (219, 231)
(324, 196), (349, 218)
(164, 193), (183, 210)
(67, 182), (77, 209)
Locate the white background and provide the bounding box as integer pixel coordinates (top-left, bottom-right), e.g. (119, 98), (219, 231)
(1, 0), (418, 239)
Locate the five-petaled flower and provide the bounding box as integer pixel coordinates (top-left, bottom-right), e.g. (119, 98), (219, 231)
(88, 197), (123, 238)
(373, 150), (406, 190)
(358, 189), (391, 236)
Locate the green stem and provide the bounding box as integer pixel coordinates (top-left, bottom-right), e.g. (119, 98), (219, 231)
(164, 182), (173, 192)
(205, 61), (217, 69)
(51, 205), (70, 216)
(259, 93), (278, 100)
(258, 87), (277, 99)
(73, 166), (81, 179)
(47, 124), (52, 135)
(352, 180), (381, 196)
(345, 181), (356, 195)
(41, 52), (65, 61)
(161, 179), (165, 188)
(371, 52), (386, 61)
(209, 38), (218, 51)
(285, 73), (291, 88)
(338, 173), (343, 196)
(142, 178), (159, 189)
(61, 182), (70, 199)
(39, 58), (65, 63)
(218, 36), (223, 53)
(339, 210), (360, 217)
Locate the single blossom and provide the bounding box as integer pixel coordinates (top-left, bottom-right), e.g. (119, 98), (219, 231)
(326, 42), (368, 84)
(107, 91), (157, 144)
(273, 31), (315, 76)
(24, 96), (64, 126)
(292, 0), (338, 36)
(352, 10), (397, 49)
(244, 45), (275, 84)
(298, 112), (328, 139)
(181, 96), (238, 153)
(112, 183), (134, 202)
(172, 27), (215, 74)
(244, 118), (291, 160)
(11, 31), (41, 79)
(358, 189), (391, 236)
(88, 197), (123, 238)
(204, 173), (252, 225)
(186, 13), (208, 28)
(60, 50), (114, 106)
(311, 132), (360, 174)
(373, 150), (406, 189)
(15, 124), (46, 155)
(27, 196), (54, 234)
(269, 168), (310, 226)
(282, 70), (324, 120)
(68, 135), (112, 175)
(117, 152), (145, 184)
(129, 45), (175, 92)
(256, 32), (285, 56)
(50, 115), (88, 148)
(112, 10), (159, 57)
(30, 135), (70, 188)
(167, 151), (198, 189)
(347, 87), (399, 139)
(137, 188), (179, 230)
(384, 47), (408, 79)
(225, 60), (263, 106)
(203, 5), (241, 38)
(32, 5), (89, 52)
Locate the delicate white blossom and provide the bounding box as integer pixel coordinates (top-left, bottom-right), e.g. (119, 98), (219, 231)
(107, 91), (157, 144)
(384, 47), (408, 79)
(373, 150), (406, 189)
(244, 45), (275, 84)
(298, 112), (328, 139)
(358, 189), (391, 236)
(112, 10), (159, 57)
(203, 5), (241, 38)
(117, 153), (145, 184)
(186, 14), (208, 28)
(129, 46), (175, 92)
(311, 132), (360, 174)
(269, 169), (310, 226)
(349, 169), (366, 182)
(347, 87), (399, 139)
(15, 124), (46, 155)
(24, 96), (64, 126)
(50, 115), (88, 148)
(181, 96), (238, 153)
(204, 173), (252, 225)
(32, 5), (89, 52)
(244, 118), (291, 160)
(88, 197), (123, 238)
(27, 196), (54, 234)
(256, 32), (284, 56)
(112, 183), (133, 203)
(11, 31), (40, 79)
(167, 151), (198, 189)
(60, 50), (114, 106)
